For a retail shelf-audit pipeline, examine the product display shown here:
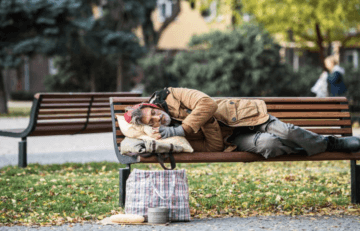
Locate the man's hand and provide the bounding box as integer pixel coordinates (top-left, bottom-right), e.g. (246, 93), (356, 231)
(156, 126), (185, 139)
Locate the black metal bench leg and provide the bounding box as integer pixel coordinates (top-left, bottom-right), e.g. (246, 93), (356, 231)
(119, 164), (131, 207)
(351, 160), (360, 204)
(18, 137), (27, 168)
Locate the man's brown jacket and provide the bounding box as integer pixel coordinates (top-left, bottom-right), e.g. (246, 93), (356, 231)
(164, 87), (269, 152)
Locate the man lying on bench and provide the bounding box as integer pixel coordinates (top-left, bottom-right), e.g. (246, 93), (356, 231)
(123, 87), (360, 159)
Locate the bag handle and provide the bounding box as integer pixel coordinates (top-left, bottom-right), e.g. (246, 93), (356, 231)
(156, 145), (176, 170)
(150, 174), (176, 200)
(137, 143), (176, 170)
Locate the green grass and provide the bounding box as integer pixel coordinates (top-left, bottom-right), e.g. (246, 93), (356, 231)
(0, 107), (31, 117)
(1, 161), (360, 226)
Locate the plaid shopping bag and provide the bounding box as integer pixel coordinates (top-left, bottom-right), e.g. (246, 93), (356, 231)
(125, 169), (190, 221)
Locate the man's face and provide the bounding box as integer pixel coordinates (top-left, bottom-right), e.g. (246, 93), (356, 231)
(140, 107), (171, 127)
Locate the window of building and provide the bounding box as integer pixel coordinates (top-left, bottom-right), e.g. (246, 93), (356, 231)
(344, 50), (359, 69)
(201, 1), (217, 23)
(158, 0), (175, 23)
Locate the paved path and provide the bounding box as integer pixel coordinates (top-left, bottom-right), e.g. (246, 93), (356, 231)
(0, 117), (118, 168)
(1, 216), (360, 230)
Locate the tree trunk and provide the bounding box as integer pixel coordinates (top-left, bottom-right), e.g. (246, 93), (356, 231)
(142, 8), (157, 49)
(142, 0), (181, 51)
(16, 64), (23, 91)
(90, 70), (96, 92)
(326, 29), (332, 57)
(0, 68), (9, 114)
(116, 56), (123, 92)
(315, 23), (326, 71)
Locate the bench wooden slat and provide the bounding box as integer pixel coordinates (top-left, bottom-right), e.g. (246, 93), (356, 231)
(138, 151), (360, 163)
(41, 98), (117, 103)
(33, 123), (112, 130)
(35, 120), (111, 127)
(31, 127), (112, 136)
(38, 108), (110, 115)
(39, 92), (141, 99)
(37, 113), (111, 120)
(266, 104), (349, 110)
(39, 102), (110, 109)
(114, 105), (139, 111)
(282, 120), (352, 126)
(116, 130), (125, 136)
(270, 112), (350, 119)
(307, 128), (352, 135)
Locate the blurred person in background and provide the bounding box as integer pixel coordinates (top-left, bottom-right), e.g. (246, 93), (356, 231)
(325, 55), (347, 96)
(311, 71), (329, 97)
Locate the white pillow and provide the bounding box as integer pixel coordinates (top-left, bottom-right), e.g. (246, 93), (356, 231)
(116, 115), (194, 153)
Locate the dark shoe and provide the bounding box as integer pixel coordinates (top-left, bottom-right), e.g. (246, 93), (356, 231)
(326, 136), (360, 152)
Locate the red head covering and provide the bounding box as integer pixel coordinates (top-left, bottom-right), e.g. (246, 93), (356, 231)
(124, 103), (160, 123)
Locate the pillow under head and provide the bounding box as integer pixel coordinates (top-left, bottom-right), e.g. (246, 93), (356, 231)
(116, 115), (193, 153)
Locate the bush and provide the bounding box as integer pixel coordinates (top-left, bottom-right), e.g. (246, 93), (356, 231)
(140, 24), (330, 98)
(10, 91), (35, 101)
(44, 54), (117, 92)
(139, 52), (178, 96)
(279, 64), (322, 97)
(344, 64), (360, 112)
(170, 24), (318, 97)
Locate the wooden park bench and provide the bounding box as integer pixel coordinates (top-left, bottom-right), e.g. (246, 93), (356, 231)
(109, 96), (360, 206)
(0, 92), (141, 167)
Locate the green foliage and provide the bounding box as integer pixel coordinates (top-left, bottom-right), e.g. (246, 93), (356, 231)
(279, 65), (322, 97)
(139, 53), (178, 96)
(10, 91), (35, 101)
(343, 64), (360, 111)
(44, 54), (117, 92)
(0, 106), (32, 117)
(1, 0), (150, 92)
(0, 0), (85, 57)
(141, 24), (324, 97)
(170, 24), (293, 96)
(241, 0), (360, 44)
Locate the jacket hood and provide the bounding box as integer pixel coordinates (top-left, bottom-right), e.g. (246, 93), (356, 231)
(332, 65), (345, 75)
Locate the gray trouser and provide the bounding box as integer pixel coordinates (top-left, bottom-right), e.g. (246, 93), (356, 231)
(232, 115), (328, 159)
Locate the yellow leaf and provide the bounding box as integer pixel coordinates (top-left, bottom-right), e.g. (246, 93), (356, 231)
(242, 202), (248, 208)
(205, 194), (213, 198)
(275, 195), (282, 202)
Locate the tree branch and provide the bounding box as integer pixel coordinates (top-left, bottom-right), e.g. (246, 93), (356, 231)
(156, 0), (181, 43)
(315, 23), (326, 71)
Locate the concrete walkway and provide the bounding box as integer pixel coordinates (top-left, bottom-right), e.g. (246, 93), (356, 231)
(0, 117), (118, 168)
(0, 216), (359, 230)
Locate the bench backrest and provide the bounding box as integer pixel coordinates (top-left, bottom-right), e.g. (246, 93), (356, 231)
(110, 96), (352, 164)
(28, 92), (141, 137)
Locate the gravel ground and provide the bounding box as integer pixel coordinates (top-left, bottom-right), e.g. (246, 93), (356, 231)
(0, 216), (360, 231)
(1, 117), (360, 230)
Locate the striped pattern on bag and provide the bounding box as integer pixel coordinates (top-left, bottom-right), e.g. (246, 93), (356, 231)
(125, 169), (190, 221)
